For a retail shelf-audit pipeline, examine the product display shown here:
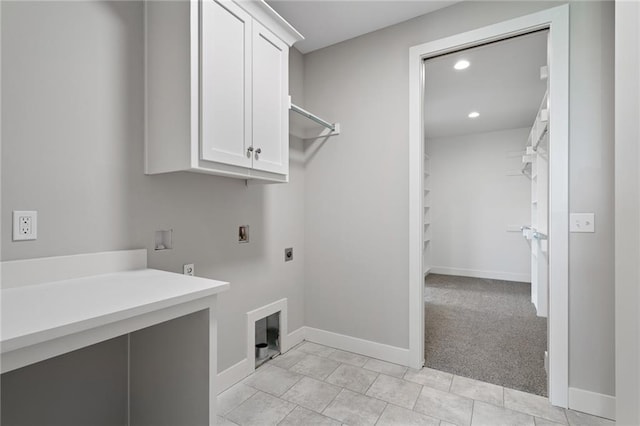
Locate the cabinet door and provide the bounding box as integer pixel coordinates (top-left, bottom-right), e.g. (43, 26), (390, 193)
(201, 0), (252, 168)
(251, 21), (289, 175)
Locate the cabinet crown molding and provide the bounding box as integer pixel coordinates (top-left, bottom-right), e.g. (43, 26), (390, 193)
(235, 0), (304, 47)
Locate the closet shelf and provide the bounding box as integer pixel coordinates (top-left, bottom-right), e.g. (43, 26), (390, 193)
(528, 91), (549, 150)
(289, 99), (340, 140)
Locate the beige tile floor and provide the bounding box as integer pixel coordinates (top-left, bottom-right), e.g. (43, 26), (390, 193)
(217, 342), (614, 426)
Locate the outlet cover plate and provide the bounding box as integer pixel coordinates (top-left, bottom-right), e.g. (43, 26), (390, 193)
(183, 263), (195, 276)
(570, 213), (595, 233)
(13, 210), (37, 241)
(284, 247), (293, 262)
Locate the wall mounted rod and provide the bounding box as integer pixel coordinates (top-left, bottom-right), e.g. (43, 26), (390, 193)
(290, 103), (336, 132)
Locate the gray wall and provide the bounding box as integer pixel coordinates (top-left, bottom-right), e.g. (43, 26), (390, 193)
(1, 0), (306, 373)
(567, 0), (615, 396)
(302, 0), (615, 397)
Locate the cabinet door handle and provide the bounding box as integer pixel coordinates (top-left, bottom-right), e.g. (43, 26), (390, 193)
(247, 147), (254, 153)
(255, 148), (262, 154)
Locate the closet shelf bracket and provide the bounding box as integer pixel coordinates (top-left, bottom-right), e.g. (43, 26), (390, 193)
(289, 97), (340, 140)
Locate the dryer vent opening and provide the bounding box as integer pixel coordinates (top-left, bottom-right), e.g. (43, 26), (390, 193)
(255, 311), (280, 368)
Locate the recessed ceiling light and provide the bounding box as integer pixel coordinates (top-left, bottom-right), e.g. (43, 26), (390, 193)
(454, 60), (470, 70)
(468, 111), (480, 118)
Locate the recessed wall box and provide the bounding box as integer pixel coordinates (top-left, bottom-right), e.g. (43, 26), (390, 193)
(155, 229), (173, 250)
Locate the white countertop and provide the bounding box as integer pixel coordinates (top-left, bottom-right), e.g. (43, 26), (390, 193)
(1, 269), (229, 354)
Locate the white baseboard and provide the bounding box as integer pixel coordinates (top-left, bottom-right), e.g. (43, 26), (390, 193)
(568, 387), (616, 420)
(285, 326), (306, 351)
(217, 358), (250, 394)
(304, 327), (410, 366)
(430, 266), (530, 283)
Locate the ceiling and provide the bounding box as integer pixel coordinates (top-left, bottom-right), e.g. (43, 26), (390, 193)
(265, 1), (547, 140)
(425, 31), (548, 139)
(266, 1), (458, 54)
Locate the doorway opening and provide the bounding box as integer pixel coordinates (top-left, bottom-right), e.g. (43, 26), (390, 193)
(408, 5), (569, 407)
(422, 31), (549, 396)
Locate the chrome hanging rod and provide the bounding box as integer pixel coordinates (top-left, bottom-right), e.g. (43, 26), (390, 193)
(290, 102), (336, 132)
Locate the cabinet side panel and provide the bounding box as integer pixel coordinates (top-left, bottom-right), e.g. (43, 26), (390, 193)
(1, 337), (128, 425)
(145, 1), (192, 174)
(130, 310), (209, 426)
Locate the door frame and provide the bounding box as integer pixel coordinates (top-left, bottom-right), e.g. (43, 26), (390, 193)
(614, 1), (640, 423)
(408, 5), (569, 407)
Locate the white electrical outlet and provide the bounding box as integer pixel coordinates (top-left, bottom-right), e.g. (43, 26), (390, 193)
(570, 213), (595, 233)
(13, 211), (37, 241)
(183, 263), (195, 276)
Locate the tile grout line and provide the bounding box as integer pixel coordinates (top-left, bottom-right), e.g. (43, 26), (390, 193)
(318, 362), (349, 417)
(470, 399), (476, 426)
(274, 402), (298, 426)
(219, 385), (258, 418)
(362, 371), (382, 395)
(409, 383), (424, 411)
(372, 401), (388, 426)
(321, 359), (343, 382)
(320, 387), (348, 423)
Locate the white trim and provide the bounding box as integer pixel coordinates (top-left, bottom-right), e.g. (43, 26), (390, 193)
(568, 387), (616, 421)
(614, 1), (640, 424)
(409, 5), (570, 407)
(236, 0), (303, 47)
(285, 325), (307, 351)
(305, 327), (410, 366)
(1, 249), (147, 289)
(216, 358), (251, 394)
(246, 298), (288, 373)
(429, 266), (530, 283)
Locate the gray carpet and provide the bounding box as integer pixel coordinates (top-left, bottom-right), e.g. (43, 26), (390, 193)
(425, 274), (548, 396)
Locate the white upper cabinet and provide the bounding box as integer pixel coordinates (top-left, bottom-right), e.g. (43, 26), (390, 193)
(145, 0), (302, 182)
(251, 21), (288, 175)
(201, 0), (252, 169)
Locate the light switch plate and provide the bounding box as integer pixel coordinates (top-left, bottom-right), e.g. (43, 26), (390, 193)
(13, 210), (37, 241)
(570, 213), (595, 233)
